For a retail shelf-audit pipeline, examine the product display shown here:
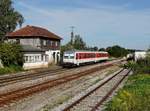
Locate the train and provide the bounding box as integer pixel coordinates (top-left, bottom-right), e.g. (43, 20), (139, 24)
(62, 50), (109, 67)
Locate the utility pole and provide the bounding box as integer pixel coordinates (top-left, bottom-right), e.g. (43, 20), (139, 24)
(70, 26), (75, 45)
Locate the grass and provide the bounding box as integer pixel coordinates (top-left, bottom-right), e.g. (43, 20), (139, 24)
(0, 65), (23, 75)
(105, 55), (150, 111)
(104, 73), (150, 111)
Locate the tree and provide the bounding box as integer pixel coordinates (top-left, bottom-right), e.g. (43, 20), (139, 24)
(99, 48), (105, 51)
(73, 35), (86, 50)
(0, 42), (24, 66)
(106, 45), (129, 58)
(86, 46), (98, 51)
(62, 34), (86, 51)
(0, 0), (24, 42)
(61, 42), (72, 54)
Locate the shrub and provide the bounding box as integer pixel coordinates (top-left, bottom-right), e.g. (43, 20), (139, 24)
(105, 53), (150, 111)
(106, 45), (129, 58)
(0, 42), (24, 67)
(124, 53), (150, 74)
(0, 65), (23, 75)
(105, 74), (150, 111)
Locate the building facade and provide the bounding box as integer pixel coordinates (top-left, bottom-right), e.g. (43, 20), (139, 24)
(6, 25), (62, 69)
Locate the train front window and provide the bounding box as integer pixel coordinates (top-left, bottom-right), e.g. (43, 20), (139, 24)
(70, 56), (74, 59)
(64, 56), (69, 59)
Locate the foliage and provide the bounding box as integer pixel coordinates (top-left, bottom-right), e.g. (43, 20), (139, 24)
(105, 52), (150, 111)
(86, 46), (99, 51)
(99, 48), (106, 51)
(73, 35), (86, 50)
(61, 34), (87, 53)
(0, 65), (23, 75)
(0, 0), (24, 42)
(0, 42), (24, 66)
(124, 53), (150, 74)
(105, 74), (150, 111)
(106, 45), (129, 58)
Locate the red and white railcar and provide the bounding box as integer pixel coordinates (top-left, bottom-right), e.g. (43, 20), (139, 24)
(63, 50), (109, 66)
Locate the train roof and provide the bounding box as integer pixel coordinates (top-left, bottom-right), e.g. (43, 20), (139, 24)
(64, 50), (108, 54)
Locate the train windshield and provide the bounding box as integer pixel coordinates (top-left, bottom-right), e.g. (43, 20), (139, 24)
(64, 56), (69, 59)
(70, 56), (74, 59)
(64, 55), (74, 59)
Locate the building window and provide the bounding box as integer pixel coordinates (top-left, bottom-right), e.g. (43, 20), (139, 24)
(24, 56), (28, 62)
(55, 41), (58, 46)
(35, 56), (38, 62)
(41, 55), (44, 61)
(43, 40), (46, 46)
(35, 56), (40, 62)
(47, 40), (51, 45)
(50, 41), (53, 46)
(52, 41), (55, 46)
(16, 39), (20, 44)
(24, 55), (43, 63)
(29, 56), (31, 62)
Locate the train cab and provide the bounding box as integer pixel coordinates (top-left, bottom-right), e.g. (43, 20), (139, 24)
(63, 51), (76, 66)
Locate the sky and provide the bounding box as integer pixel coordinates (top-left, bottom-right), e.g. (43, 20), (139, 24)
(12, 0), (150, 50)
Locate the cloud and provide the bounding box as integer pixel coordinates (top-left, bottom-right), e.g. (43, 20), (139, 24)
(15, 1), (150, 49)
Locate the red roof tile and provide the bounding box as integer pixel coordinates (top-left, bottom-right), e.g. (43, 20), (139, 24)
(6, 25), (62, 40)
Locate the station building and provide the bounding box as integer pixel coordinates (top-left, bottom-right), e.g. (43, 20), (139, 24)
(6, 25), (62, 69)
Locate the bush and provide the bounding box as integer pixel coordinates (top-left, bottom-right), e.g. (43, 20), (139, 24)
(105, 74), (150, 111)
(0, 42), (24, 67)
(0, 65), (23, 75)
(124, 53), (150, 74)
(106, 45), (129, 58)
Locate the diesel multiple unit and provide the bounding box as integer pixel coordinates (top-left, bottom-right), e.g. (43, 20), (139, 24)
(63, 50), (109, 67)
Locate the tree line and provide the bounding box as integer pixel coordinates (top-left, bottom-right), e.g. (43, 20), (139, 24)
(61, 34), (130, 58)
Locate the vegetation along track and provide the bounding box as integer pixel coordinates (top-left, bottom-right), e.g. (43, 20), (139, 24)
(61, 69), (131, 111)
(0, 63), (115, 107)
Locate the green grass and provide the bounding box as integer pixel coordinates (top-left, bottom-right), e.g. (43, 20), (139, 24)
(0, 65), (23, 75)
(104, 74), (150, 111)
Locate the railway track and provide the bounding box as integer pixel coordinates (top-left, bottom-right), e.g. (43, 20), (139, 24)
(54, 68), (131, 111)
(0, 63), (114, 107)
(0, 64), (106, 87)
(0, 59), (122, 87)
(0, 68), (67, 87)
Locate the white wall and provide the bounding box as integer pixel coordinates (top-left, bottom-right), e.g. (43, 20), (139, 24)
(45, 51), (54, 63)
(23, 62), (48, 70)
(45, 50), (60, 64)
(134, 51), (146, 61)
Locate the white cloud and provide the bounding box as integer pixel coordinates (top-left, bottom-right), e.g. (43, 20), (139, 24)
(16, 1), (150, 49)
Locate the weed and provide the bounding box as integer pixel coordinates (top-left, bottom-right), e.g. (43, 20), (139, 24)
(0, 65), (23, 75)
(104, 74), (150, 111)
